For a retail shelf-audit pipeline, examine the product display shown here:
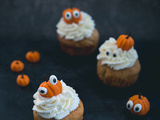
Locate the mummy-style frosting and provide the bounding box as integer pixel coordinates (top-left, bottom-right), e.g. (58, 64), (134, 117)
(97, 37), (138, 70)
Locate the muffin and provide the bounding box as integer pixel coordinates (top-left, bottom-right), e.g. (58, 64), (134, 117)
(97, 34), (141, 87)
(33, 75), (84, 120)
(56, 7), (99, 56)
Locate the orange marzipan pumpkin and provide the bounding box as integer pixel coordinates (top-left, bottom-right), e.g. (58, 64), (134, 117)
(16, 74), (30, 87)
(126, 94), (150, 116)
(62, 7), (82, 24)
(116, 34), (134, 51)
(38, 75), (62, 98)
(25, 51), (40, 63)
(10, 60), (24, 72)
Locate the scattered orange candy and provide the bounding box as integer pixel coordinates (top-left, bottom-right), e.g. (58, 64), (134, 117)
(25, 51), (40, 63)
(16, 74), (30, 87)
(10, 60), (24, 72)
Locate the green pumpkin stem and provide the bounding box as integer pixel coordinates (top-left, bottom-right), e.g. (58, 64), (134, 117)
(44, 74), (48, 81)
(139, 93), (142, 99)
(126, 33), (131, 39)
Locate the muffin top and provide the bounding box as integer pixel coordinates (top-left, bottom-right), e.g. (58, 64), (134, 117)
(56, 7), (95, 41)
(97, 36), (138, 70)
(32, 75), (80, 119)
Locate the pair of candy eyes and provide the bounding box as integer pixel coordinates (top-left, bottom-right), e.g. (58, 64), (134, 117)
(38, 75), (58, 95)
(126, 100), (142, 113)
(105, 50), (119, 57)
(65, 10), (80, 20)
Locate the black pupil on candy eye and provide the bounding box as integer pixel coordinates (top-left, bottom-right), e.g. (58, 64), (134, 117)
(113, 54), (116, 57)
(106, 52), (109, 56)
(66, 14), (70, 17)
(75, 13), (78, 16)
(53, 78), (56, 83)
(135, 107), (139, 111)
(127, 104), (130, 108)
(40, 90), (45, 94)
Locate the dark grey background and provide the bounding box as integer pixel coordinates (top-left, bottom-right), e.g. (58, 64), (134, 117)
(0, 0), (160, 120)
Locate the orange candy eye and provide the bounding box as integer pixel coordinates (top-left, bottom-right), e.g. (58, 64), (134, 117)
(63, 8), (82, 24)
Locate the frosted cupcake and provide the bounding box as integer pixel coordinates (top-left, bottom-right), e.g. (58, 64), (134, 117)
(97, 34), (141, 87)
(56, 7), (99, 56)
(33, 75), (84, 120)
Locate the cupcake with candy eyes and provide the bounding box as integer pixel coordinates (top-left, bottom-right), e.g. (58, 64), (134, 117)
(97, 34), (141, 87)
(33, 75), (84, 120)
(56, 7), (99, 56)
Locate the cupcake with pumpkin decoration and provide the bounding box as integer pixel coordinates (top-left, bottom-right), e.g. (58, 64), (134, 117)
(33, 75), (84, 120)
(97, 34), (141, 87)
(56, 7), (99, 56)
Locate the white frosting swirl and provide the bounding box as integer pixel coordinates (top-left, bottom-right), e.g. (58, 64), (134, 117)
(32, 81), (80, 120)
(56, 11), (95, 41)
(97, 37), (138, 70)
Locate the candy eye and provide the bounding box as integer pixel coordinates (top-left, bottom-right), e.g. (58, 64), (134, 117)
(65, 12), (72, 20)
(38, 87), (47, 95)
(126, 100), (133, 110)
(113, 51), (119, 57)
(106, 49), (111, 56)
(134, 104), (142, 113)
(49, 75), (57, 85)
(73, 10), (80, 18)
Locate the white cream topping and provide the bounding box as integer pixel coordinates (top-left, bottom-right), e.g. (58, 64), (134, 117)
(32, 81), (80, 120)
(97, 37), (138, 70)
(56, 11), (95, 41)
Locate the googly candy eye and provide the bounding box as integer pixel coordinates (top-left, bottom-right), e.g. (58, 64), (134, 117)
(65, 12), (72, 20)
(126, 100), (133, 110)
(49, 75), (58, 85)
(73, 10), (80, 18)
(113, 50), (119, 57)
(38, 87), (47, 95)
(134, 104), (142, 113)
(106, 49), (111, 56)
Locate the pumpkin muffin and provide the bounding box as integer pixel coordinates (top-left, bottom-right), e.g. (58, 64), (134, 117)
(97, 35), (141, 87)
(33, 75), (84, 120)
(56, 7), (99, 56)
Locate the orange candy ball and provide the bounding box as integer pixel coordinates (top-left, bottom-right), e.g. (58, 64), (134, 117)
(126, 94), (150, 116)
(62, 7), (82, 24)
(16, 74), (30, 87)
(25, 51), (40, 63)
(116, 34), (134, 51)
(10, 60), (24, 72)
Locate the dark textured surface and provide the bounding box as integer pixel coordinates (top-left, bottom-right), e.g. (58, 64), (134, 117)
(0, 0), (160, 120)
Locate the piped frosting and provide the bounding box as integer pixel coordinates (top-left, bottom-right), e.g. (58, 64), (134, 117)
(56, 11), (95, 41)
(97, 37), (138, 70)
(33, 80), (80, 120)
